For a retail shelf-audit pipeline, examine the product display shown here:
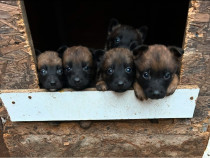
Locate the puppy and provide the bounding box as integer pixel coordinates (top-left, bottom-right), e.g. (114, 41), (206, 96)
(133, 44), (184, 100)
(96, 47), (135, 92)
(37, 51), (64, 91)
(105, 18), (148, 50)
(63, 46), (96, 90)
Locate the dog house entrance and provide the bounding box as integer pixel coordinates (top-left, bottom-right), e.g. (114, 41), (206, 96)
(0, 0), (200, 121)
(24, 0), (189, 52)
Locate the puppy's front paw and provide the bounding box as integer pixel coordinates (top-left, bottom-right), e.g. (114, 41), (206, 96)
(166, 74), (179, 96)
(166, 87), (177, 96)
(134, 89), (147, 101)
(133, 82), (147, 101)
(96, 81), (107, 91)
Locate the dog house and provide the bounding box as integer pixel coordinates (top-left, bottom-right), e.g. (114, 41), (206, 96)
(0, 0), (209, 157)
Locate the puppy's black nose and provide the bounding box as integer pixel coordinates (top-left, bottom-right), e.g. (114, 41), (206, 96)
(74, 77), (80, 83)
(118, 81), (124, 87)
(50, 81), (56, 86)
(152, 90), (160, 97)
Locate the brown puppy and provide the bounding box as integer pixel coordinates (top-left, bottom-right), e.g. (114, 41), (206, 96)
(62, 46), (99, 129)
(96, 47), (135, 92)
(133, 44), (184, 100)
(105, 18), (148, 51)
(63, 46), (96, 90)
(37, 51), (64, 91)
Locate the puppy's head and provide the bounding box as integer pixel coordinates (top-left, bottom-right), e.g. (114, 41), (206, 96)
(37, 51), (63, 91)
(63, 46), (95, 90)
(133, 44), (184, 99)
(100, 48), (135, 92)
(106, 18), (148, 50)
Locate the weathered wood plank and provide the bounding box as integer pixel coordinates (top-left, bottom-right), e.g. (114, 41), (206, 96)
(192, 13), (210, 22)
(0, 86), (200, 121)
(0, 1), (38, 156)
(182, 0), (210, 97)
(203, 138), (210, 158)
(3, 120), (209, 157)
(0, 1), (38, 89)
(0, 2), (19, 13)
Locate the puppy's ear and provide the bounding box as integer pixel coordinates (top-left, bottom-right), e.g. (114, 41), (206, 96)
(168, 46), (184, 58)
(108, 18), (120, 34)
(133, 45), (149, 59)
(91, 49), (105, 63)
(35, 49), (42, 56)
(91, 49), (105, 68)
(129, 41), (140, 51)
(137, 26), (148, 43)
(57, 45), (68, 58)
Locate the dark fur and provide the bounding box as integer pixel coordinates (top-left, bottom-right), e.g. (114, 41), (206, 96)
(63, 46), (98, 90)
(37, 51), (64, 91)
(96, 48), (135, 92)
(105, 18), (148, 51)
(133, 44), (184, 100)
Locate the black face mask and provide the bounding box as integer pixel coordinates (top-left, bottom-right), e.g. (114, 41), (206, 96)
(38, 65), (64, 91)
(64, 62), (95, 90)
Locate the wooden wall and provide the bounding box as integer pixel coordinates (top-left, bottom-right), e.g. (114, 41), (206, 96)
(0, 0), (209, 157)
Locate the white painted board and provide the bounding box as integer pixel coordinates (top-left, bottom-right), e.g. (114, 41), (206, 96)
(0, 87), (199, 121)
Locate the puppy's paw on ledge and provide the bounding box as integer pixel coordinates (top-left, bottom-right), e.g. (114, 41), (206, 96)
(133, 82), (147, 101)
(96, 81), (108, 91)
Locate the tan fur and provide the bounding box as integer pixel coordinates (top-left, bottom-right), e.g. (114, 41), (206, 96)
(103, 48), (133, 70)
(96, 80), (107, 91)
(134, 44), (181, 100)
(135, 45), (177, 72)
(96, 48), (133, 91)
(108, 24), (121, 35)
(133, 81), (147, 101)
(37, 51), (62, 69)
(63, 46), (93, 66)
(166, 74), (179, 96)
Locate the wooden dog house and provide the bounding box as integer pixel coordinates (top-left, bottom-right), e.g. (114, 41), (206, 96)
(0, 0), (209, 157)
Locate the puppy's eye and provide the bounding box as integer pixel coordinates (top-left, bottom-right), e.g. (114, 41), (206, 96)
(83, 65), (89, 71)
(142, 71), (150, 80)
(57, 69), (63, 75)
(114, 37), (120, 44)
(107, 68), (114, 75)
(125, 67), (132, 73)
(65, 66), (72, 72)
(164, 72), (171, 80)
(40, 69), (47, 75)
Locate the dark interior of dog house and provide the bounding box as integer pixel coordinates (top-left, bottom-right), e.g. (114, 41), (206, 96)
(24, 0), (189, 52)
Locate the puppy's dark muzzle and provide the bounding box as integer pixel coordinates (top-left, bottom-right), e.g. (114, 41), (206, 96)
(114, 89), (127, 93)
(112, 81), (128, 93)
(118, 81), (124, 87)
(74, 77), (81, 84)
(47, 75), (62, 90)
(147, 90), (165, 99)
(50, 81), (56, 86)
